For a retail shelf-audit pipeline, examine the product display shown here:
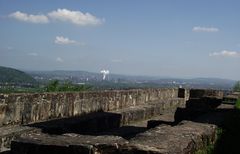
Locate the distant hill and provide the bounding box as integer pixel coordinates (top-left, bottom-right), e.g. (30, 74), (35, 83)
(0, 66), (37, 85)
(27, 70), (236, 90)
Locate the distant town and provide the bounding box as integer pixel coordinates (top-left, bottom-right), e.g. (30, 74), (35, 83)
(0, 66), (236, 93)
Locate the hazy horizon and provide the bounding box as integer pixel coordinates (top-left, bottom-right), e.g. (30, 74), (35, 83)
(1, 0), (240, 80)
(2, 66), (233, 81)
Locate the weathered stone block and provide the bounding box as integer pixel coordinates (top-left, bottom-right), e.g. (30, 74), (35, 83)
(0, 126), (39, 152)
(122, 121), (217, 154)
(190, 89), (224, 99)
(11, 133), (128, 154)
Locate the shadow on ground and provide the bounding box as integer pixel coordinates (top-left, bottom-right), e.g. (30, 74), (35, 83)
(27, 111), (147, 139)
(26, 97), (240, 154)
(149, 97), (240, 154)
(212, 109), (240, 154)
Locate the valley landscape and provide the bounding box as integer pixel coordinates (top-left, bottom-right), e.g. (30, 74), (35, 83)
(0, 66), (236, 93)
(1, 1), (240, 154)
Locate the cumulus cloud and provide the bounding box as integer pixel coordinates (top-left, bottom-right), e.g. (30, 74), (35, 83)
(9, 11), (49, 24)
(192, 26), (219, 32)
(56, 57), (64, 62)
(8, 9), (103, 26)
(48, 9), (104, 26)
(54, 36), (77, 45)
(209, 50), (240, 57)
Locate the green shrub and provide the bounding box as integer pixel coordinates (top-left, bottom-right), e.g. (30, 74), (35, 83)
(233, 81), (240, 92)
(235, 99), (240, 109)
(195, 128), (223, 154)
(45, 80), (91, 92)
(45, 80), (59, 92)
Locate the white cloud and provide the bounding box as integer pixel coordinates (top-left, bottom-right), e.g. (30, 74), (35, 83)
(8, 9), (103, 26)
(55, 36), (77, 45)
(28, 52), (38, 56)
(192, 26), (219, 32)
(9, 11), (49, 24)
(48, 9), (104, 26)
(209, 50), (240, 57)
(56, 57), (64, 62)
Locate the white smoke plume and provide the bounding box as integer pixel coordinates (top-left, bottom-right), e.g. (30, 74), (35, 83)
(100, 70), (109, 80)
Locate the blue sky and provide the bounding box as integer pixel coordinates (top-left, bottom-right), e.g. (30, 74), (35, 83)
(0, 0), (240, 80)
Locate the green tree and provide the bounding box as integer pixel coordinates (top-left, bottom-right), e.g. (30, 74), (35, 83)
(58, 81), (92, 92)
(46, 80), (59, 92)
(233, 81), (240, 92)
(45, 80), (92, 92)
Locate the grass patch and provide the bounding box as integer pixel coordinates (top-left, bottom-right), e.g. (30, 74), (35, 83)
(195, 144), (214, 154)
(195, 128), (223, 154)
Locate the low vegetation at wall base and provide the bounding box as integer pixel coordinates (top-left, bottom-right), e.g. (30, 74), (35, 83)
(233, 81), (240, 92)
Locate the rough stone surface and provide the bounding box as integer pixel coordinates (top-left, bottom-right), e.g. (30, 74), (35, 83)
(28, 111), (122, 135)
(0, 88), (179, 126)
(223, 92), (240, 104)
(11, 132), (128, 154)
(186, 98), (222, 110)
(26, 98), (184, 136)
(0, 88), (188, 152)
(10, 121), (217, 154)
(189, 89), (224, 99)
(111, 98), (185, 126)
(0, 126), (39, 152)
(11, 121), (216, 154)
(174, 97), (223, 123)
(0, 88), (227, 153)
(122, 121), (217, 154)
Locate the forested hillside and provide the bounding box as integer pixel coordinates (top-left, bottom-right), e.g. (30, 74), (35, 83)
(0, 66), (36, 84)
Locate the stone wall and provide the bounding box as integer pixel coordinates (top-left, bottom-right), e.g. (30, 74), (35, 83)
(0, 88), (179, 126)
(189, 89), (224, 99)
(0, 88), (227, 153)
